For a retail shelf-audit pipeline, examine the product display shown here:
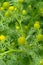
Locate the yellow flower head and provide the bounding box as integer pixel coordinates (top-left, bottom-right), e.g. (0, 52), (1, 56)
(9, 6), (14, 11)
(16, 26), (20, 30)
(40, 59), (43, 65)
(18, 36), (26, 45)
(34, 21), (40, 29)
(28, 5), (32, 9)
(3, 2), (9, 9)
(0, 35), (6, 41)
(18, 0), (24, 3)
(0, 7), (4, 10)
(37, 34), (43, 41)
(22, 10), (27, 15)
(5, 11), (10, 17)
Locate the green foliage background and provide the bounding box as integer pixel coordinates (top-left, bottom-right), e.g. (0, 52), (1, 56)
(0, 0), (43, 65)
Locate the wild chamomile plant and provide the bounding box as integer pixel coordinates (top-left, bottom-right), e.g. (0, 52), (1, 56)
(0, 0), (43, 65)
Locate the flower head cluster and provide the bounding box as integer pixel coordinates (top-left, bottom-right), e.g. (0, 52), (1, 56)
(0, 35), (6, 41)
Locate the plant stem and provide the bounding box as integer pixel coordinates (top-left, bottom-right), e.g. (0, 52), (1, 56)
(0, 49), (24, 56)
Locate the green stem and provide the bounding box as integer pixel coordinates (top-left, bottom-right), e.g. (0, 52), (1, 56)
(0, 49), (24, 56)
(15, 15), (24, 36)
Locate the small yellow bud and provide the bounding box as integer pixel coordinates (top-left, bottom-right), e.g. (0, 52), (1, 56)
(28, 5), (32, 9)
(22, 10), (27, 15)
(37, 34), (43, 41)
(9, 6), (14, 11)
(16, 26), (20, 30)
(0, 7), (4, 10)
(18, 0), (24, 3)
(3, 2), (9, 9)
(5, 11), (10, 17)
(34, 21), (40, 29)
(0, 35), (6, 41)
(18, 36), (26, 45)
(40, 60), (43, 65)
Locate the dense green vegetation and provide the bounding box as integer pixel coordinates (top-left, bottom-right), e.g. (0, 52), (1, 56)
(0, 0), (43, 65)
